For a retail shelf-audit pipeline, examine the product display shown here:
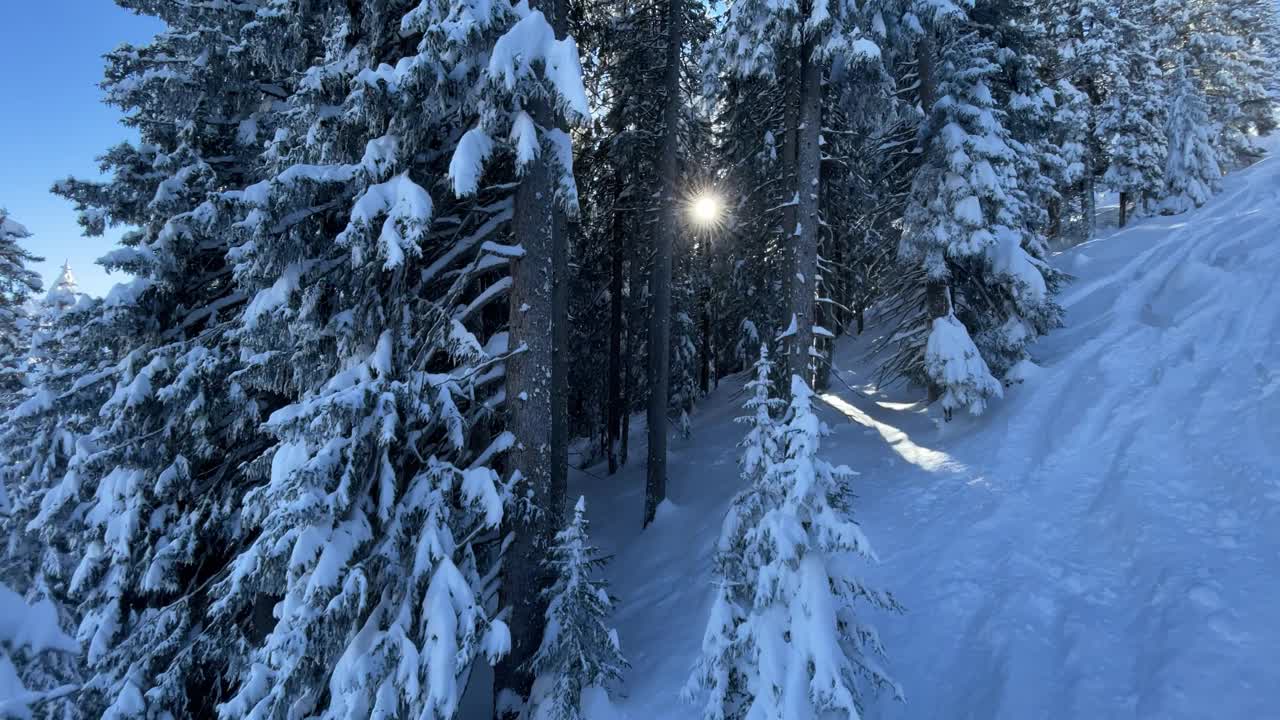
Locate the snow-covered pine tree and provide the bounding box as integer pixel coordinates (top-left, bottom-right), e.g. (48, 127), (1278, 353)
(44, 1), (302, 715)
(0, 210), (42, 407)
(686, 373), (899, 719)
(1159, 61), (1222, 214)
(1226, 0), (1280, 137)
(1148, 0), (1267, 178)
(200, 1), (587, 718)
(736, 346), (785, 481)
(1040, 0), (1130, 242)
(887, 13), (1062, 418)
(0, 263), (104, 719)
(41, 262), (82, 317)
(1095, 7), (1167, 225)
(525, 496), (627, 720)
(1192, 0), (1277, 165)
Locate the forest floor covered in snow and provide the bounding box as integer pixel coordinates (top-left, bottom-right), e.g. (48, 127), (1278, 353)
(574, 141), (1280, 719)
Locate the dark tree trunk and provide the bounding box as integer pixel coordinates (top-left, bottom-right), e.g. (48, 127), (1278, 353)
(1119, 190), (1129, 228)
(788, 38), (822, 390)
(606, 178), (625, 475)
(493, 0), (568, 715)
(780, 59), (799, 318)
(644, 0), (682, 528)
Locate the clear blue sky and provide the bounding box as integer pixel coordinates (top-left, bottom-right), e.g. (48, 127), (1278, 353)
(0, 2), (163, 297)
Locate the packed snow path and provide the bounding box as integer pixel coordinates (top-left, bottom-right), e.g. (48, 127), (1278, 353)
(576, 146), (1280, 720)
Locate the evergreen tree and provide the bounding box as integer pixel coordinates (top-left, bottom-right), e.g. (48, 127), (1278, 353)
(1095, 74), (1167, 222)
(888, 19), (1062, 417)
(525, 497), (628, 720)
(0, 271), (104, 720)
(1096, 29), (1167, 224)
(43, 1), (289, 713)
(686, 374), (899, 719)
(206, 2), (587, 718)
(1160, 62), (1222, 214)
(0, 210), (42, 406)
(1196, 0), (1277, 164)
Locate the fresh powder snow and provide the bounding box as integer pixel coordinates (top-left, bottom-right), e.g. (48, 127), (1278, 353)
(568, 139), (1280, 720)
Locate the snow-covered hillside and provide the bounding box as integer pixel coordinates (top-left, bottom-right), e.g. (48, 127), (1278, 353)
(578, 142), (1280, 720)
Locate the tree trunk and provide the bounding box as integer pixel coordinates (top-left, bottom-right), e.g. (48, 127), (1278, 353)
(644, 0), (682, 529)
(606, 176), (625, 475)
(780, 59), (799, 320)
(787, 39), (821, 389)
(1118, 190), (1129, 228)
(493, 0), (568, 715)
(699, 242), (712, 396)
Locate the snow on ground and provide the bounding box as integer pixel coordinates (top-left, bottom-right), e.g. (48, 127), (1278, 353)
(575, 143), (1280, 719)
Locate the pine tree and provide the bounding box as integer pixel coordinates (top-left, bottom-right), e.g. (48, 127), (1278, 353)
(686, 374), (899, 719)
(44, 2), (291, 713)
(525, 497), (628, 720)
(1095, 73), (1167, 222)
(203, 2), (587, 718)
(1196, 0), (1278, 164)
(0, 222), (90, 720)
(0, 210), (42, 407)
(0, 272), (103, 720)
(1160, 62), (1222, 213)
(736, 346), (785, 483)
(888, 18), (1062, 418)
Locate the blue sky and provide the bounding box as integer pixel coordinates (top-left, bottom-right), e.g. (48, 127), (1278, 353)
(0, 3), (163, 297)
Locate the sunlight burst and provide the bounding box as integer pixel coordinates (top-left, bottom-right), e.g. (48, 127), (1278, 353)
(690, 193), (723, 226)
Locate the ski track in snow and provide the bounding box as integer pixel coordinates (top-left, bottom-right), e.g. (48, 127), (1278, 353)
(572, 145), (1280, 720)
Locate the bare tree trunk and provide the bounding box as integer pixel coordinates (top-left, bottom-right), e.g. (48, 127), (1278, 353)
(493, 0), (568, 715)
(606, 177), (625, 475)
(645, 0), (682, 529)
(788, 39), (821, 389)
(780, 59), (800, 317)
(622, 238), (644, 468)
(1118, 190), (1129, 228)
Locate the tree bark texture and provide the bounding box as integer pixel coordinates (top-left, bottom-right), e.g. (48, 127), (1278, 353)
(788, 39), (822, 388)
(645, 0), (682, 528)
(494, 0), (569, 714)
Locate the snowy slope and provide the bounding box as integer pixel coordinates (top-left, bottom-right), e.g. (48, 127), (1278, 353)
(575, 141), (1280, 719)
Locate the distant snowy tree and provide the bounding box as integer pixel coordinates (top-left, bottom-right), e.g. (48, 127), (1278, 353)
(1160, 63), (1222, 213)
(686, 374), (900, 719)
(0, 224), (91, 720)
(1193, 0), (1278, 164)
(0, 270), (103, 720)
(525, 497), (627, 720)
(41, 262), (82, 317)
(1149, 0), (1276, 174)
(0, 210), (41, 406)
(1085, 0), (1167, 224)
(1097, 63), (1167, 223)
